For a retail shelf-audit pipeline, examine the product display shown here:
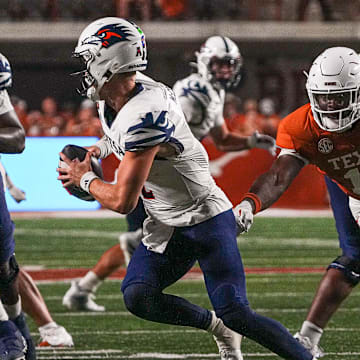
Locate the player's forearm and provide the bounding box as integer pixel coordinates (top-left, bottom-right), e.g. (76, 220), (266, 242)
(244, 156), (304, 212)
(88, 179), (138, 214)
(213, 133), (249, 152)
(247, 172), (289, 211)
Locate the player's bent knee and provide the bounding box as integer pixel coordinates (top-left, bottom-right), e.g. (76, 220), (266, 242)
(210, 282), (247, 312)
(123, 283), (158, 318)
(0, 255), (19, 289)
(328, 255), (360, 286)
(219, 303), (255, 335)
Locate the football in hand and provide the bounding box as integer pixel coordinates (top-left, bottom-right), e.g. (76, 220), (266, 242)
(58, 144), (103, 201)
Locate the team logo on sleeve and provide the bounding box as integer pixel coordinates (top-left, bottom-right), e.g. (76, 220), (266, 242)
(318, 138), (333, 154)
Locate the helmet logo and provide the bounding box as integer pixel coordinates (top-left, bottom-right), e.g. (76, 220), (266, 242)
(318, 138), (334, 154)
(94, 24), (132, 48)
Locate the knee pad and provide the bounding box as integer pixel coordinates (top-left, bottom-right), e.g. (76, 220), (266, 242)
(123, 283), (158, 317)
(0, 255), (19, 289)
(328, 255), (360, 286)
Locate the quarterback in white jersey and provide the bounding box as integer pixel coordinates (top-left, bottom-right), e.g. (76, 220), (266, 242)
(59, 17), (314, 360)
(96, 72), (231, 252)
(62, 38), (275, 316)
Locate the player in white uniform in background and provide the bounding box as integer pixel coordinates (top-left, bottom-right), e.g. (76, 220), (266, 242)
(62, 36), (275, 314)
(58, 17), (315, 360)
(0, 52), (73, 353)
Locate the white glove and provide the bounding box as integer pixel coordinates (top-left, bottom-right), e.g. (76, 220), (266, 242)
(233, 200), (254, 234)
(9, 186), (26, 203)
(248, 131), (276, 156)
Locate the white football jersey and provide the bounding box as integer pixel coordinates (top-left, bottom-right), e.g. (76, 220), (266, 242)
(173, 73), (225, 140)
(0, 89), (13, 115)
(97, 73), (232, 253)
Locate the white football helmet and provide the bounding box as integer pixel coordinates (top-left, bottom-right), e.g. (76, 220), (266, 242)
(0, 52), (12, 90)
(306, 46), (360, 132)
(73, 17), (147, 100)
(196, 36), (242, 90)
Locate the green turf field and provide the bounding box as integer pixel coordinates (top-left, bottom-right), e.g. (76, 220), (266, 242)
(12, 216), (360, 359)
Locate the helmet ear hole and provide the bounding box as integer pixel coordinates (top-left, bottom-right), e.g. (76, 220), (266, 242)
(104, 70), (113, 80)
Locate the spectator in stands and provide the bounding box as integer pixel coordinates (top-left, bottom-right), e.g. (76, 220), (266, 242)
(297, 0), (336, 21)
(40, 96), (66, 136)
(41, 0), (60, 21)
(257, 97), (281, 138)
(114, 0), (151, 21)
(63, 99), (102, 137)
(156, 0), (187, 20)
(7, 0), (29, 20)
(10, 96), (28, 132)
(228, 98), (260, 136)
(42, 115), (65, 136)
(223, 93), (244, 133)
(26, 110), (43, 136)
(60, 101), (77, 124)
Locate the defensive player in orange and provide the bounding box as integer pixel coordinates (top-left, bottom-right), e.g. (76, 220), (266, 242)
(233, 46), (360, 357)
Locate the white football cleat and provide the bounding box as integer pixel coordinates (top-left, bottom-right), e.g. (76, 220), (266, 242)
(62, 280), (105, 312)
(294, 332), (324, 358)
(119, 228), (143, 265)
(209, 311), (243, 360)
(38, 324), (74, 347)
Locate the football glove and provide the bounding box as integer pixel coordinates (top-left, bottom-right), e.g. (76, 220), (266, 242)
(233, 200), (254, 234)
(248, 131), (276, 156)
(9, 185), (26, 203)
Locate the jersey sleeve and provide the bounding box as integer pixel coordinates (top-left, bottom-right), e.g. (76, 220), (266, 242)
(0, 90), (13, 116)
(173, 77), (224, 127)
(123, 110), (175, 152)
(276, 118), (296, 150)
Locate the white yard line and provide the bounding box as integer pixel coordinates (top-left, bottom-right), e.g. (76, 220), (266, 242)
(48, 307), (360, 317)
(31, 327), (360, 337)
(34, 350), (360, 359)
(10, 208), (333, 219)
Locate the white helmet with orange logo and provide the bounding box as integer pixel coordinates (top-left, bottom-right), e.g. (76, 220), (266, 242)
(73, 17), (147, 100)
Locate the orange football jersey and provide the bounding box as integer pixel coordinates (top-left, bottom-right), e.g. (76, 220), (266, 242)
(277, 103), (360, 199)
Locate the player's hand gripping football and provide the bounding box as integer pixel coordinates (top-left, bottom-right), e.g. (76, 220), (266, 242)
(57, 151), (92, 188)
(248, 131), (276, 156)
(233, 201), (254, 234)
(84, 145), (101, 159)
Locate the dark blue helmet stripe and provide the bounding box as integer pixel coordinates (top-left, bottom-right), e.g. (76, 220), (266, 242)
(221, 36), (229, 53)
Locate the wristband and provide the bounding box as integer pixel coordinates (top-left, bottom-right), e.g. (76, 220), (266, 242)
(240, 192), (262, 214)
(80, 171), (99, 193)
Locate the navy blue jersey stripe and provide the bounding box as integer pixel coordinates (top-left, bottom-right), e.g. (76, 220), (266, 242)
(125, 133), (166, 151)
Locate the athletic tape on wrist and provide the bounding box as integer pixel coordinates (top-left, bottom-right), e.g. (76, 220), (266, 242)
(80, 171), (99, 193)
(240, 192), (262, 214)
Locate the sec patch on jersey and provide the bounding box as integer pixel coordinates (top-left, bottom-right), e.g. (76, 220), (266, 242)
(58, 144), (103, 201)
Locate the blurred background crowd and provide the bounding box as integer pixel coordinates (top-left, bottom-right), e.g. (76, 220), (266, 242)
(1, 0), (359, 22)
(11, 93), (281, 139)
(3, 0), (360, 140)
